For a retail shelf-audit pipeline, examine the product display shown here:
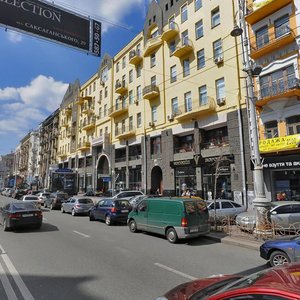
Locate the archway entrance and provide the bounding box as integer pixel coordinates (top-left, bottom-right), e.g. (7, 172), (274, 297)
(151, 166), (163, 195)
(96, 155), (110, 193)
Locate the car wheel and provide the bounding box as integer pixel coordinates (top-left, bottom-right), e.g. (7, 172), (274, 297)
(89, 212), (95, 221)
(105, 215), (112, 226)
(3, 218), (9, 231)
(71, 209), (76, 216)
(166, 228), (178, 244)
(269, 251), (291, 267)
(61, 206), (65, 213)
(129, 219), (138, 233)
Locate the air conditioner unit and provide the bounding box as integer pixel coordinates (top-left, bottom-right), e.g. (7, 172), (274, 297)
(168, 114), (174, 121)
(217, 97), (226, 106)
(214, 56), (223, 65)
(149, 121), (155, 127)
(134, 100), (139, 105)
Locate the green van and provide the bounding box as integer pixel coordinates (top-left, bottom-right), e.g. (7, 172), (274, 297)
(127, 197), (210, 243)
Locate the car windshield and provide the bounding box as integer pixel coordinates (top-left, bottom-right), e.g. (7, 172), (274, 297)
(115, 200), (130, 208)
(42, 193), (50, 197)
(24, 197), (38, 200)
(12, 203), (36, 210)
(57, 194), (69, 199)
(78, 198), (93, 204)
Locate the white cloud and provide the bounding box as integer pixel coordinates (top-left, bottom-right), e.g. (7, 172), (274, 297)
(7, 31), (23, 43)
(0, 87), (20, 101)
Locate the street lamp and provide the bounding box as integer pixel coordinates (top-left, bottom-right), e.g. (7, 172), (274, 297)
(230, 0), (270, 234)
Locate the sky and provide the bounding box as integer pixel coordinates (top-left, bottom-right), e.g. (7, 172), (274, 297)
(0, 0), (149, 155)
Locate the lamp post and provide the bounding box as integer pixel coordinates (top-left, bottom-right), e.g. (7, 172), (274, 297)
(231, 0), (270, 233)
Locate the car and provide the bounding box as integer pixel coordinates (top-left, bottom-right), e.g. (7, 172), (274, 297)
(260, 236), (300, 267)
(36, 192), (51, 206)
(21, 195), (41, 209)
(2, 188), (13, 197)
(44, 192), (69, 210)
(236, 201), (300, 232)
(89, 198), (132, 225)
(156, 262), (300, 300)
(128, 194), (147, 207)
(61, 197), (94, 216)
(206, 199), (246, 221)
(12, 188), (27, 199)
(112, 190), (144, 200)
(0, 201), (43, 231)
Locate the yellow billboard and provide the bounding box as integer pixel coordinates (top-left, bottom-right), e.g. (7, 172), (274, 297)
(259, 134), (300, 153)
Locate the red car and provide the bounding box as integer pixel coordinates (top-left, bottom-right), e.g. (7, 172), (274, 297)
(157, 263), (300, 300)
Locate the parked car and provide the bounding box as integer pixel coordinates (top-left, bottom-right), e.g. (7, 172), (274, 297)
(44, 192), (69, 210)
(36, 192), (51, 206)
(89, 198), (132, 225)
(206, 199), (246, 220)
(12, 188), (27, 199)
(260, 236), (300, 267)
(236, 201), (300, 232)
(2, 188), (13, 197)
(112, 190), (144, 200)
(128, 197), (210, 243)
(61, 197), (94, 216)
(0, 201), (43, 231)
(128, 195), (147, 208)
(156, 262), (300, 300)
(21, 195), (41, 209)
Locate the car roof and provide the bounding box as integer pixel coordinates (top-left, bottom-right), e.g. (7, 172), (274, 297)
(271, 201), (300, 206)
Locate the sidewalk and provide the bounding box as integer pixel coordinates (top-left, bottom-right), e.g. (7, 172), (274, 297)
(206, 231), (263, 251)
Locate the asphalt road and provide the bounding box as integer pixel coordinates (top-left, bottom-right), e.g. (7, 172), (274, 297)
(0, 196), (267, 300)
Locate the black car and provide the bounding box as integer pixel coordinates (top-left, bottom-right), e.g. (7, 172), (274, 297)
(44, 192), (69, 210)
(89, 198), (132, 225)
(0, 201), (43, 231)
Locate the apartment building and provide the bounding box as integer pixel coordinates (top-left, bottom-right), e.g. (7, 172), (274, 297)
(0, 153), (14, 188)
(245, 0), (300, 201)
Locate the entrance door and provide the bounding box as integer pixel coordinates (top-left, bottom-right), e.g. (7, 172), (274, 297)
(151, 166), (163, 195)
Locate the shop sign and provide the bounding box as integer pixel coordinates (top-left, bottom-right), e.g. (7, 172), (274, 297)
(170, 154), (204, 168)
(259, 134), (300, 153)
(261, 155), (300, 169)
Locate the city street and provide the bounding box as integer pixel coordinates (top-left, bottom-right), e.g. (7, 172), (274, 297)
(0, 196), (267, 300)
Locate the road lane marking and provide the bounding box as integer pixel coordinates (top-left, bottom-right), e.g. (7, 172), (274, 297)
(0, 260), (18, 300)
(154, 263), (197, 281)
(0, 244), (34, 300)
(73, 230), (90, 238)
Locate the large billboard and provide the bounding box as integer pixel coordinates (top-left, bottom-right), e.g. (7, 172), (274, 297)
(0, 0), (101, 56)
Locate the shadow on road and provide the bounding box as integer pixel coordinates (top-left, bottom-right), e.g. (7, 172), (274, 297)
(12, 222), (59, 233)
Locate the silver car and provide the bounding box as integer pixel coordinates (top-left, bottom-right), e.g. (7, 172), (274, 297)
(236, 201), (300, 232)
(22, 195), (41, 209)
(207, 199), (246, 220)
(61, 197), (94, 216)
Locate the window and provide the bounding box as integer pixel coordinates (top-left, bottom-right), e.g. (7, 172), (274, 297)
(151, 136), (161, 155)
(104, 87), (108, 98)
(129, 90), (134, 104)
(181, 3), (188, 23)
(169, 40), (176, 55)
(216, 78), (225, 100)
(116, 62), (120, 73)
(104, 104), (107, 116)
(99, 90), (103, 101)
(213, 39), (223, 59)
(195, 20), (203, 39)
(182, 30), (189, 45)
(151, 75), (156, 86)
(137, 113), (141, 128)
(137, 85), (142, 101)
(265, 121), (278, 138)
(171, 97), (178, 114)
(211, 7), (220, 27)
(197, 49), (205, 69)
(275, 14), (289, 38)
(195, 0), (202, 11)
(152, 106), (157, 122)
(122, 56), (126, 69)
(256, 25), (269, 49)
(150, 52), (156, 68)
(274, 205), (293, 214)
(129, 70), (133, 83)
(183, 59), (190, 77)
(151, 29), (159, 38)
(136, 64), (142, 77)
(199, 85), (207, 105)
(170, 65), (177, 83)
(129, 116), (133, 130)
(286, 115), (300, 135)
(93, 82), (96, 92)
(222, 201), (234, 209)
(184, 91), (192, 112)
(169, 16), (175, 29)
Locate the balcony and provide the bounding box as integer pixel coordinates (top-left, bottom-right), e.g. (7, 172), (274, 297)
(78, 142), (91, 152)
(246, 0), (292, 25)
(255, 77), (300, 107)
(82, 105), (94, 115)
(175, 97), (216, 122)
(172, 38), (194, 58)
(57, 152), (67, 159)
(143, 85), (159, 100)
(250, 30), (294, 59)
(115, 125), (136, 140)
(108, 102), (128, 118)
(161, 22), (179, 42)
(129, 49), (143, 65)
(143, 36), (163, 57)
(61, 121), (69, 128)
(82, 118), (96, 131)
(65, 107), (72, 116)
(115, 81), (128, 95)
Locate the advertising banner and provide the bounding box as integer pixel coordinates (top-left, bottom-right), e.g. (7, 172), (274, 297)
(0, 0), (101, 56)
(259, 134), (300, 153)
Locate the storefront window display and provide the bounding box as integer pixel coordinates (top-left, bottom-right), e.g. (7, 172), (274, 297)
(175, 166), (196, 196)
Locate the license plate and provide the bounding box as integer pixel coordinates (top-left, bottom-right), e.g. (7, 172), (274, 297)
(23, 214), (33, 217)
(121, 210), (129, 213)
(190, 228), (198, 233)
